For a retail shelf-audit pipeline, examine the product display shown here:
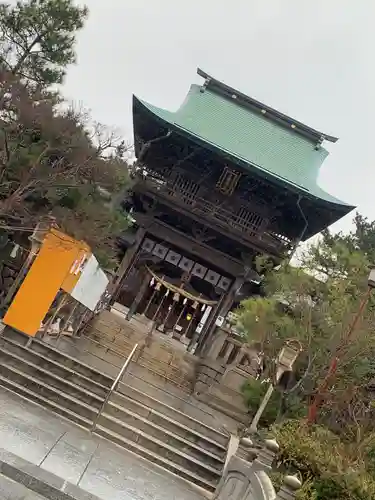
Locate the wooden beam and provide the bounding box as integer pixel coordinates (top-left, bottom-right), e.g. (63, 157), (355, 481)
(135, 214), (244, 276)
(133, 183), (286, 258)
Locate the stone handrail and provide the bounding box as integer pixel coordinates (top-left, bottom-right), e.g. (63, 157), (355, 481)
(214, 438), (301, 500)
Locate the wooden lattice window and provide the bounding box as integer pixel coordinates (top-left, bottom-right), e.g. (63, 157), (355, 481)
(171, 174), (200, 205)
(234, 207), (265, 234)
(216, 167), (241, 195)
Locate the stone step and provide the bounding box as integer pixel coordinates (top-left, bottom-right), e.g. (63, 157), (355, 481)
(0, 336), (109, 397)
(103, 399), (225, 468)
(0, 363), (99, 422)
(40, 331), (231, 439)
(88, 323), (143, 349)
(52, 323), (194, 393)
(2, 329), (113, 389)
(0, 347), (104, 409)
(0, 358), (223, 491)
(0, 447), (102, 500)
(196, 390), (249, 424)
(122, 371), (232, 439)
(98, 412), (221, 484)
(109, 390), (227, 459)
(0, 342), (107, 403)
(79, 333), (193, 391)
(115, 383), (229, 449)
(0, 473), (48, 500)
(30, 339), (114, 389)
(0, 342), (225, 467)
(0, 375), (93, 429)
(95, 424), (217, 493)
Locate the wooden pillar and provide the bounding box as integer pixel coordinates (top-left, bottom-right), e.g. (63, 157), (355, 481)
(194, 295), (224, 355)
(126, 268), (150, 320)
(220, 276), (244, 318)
(109, 227), (146, 303)
(195, 276), (242, 355)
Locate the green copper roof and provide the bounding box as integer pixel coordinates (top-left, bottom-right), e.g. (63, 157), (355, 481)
(133, 80), (353, 210)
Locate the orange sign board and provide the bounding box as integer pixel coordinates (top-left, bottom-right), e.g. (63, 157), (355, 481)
(3, 229), (90, 336)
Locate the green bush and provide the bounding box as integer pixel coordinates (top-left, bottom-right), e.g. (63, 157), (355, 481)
(242, 378), (280, 427)
(272, 420), (375, 500)
(241, 378), (305, 428)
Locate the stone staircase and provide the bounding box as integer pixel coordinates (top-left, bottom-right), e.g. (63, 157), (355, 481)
(0, 328), (229, 493)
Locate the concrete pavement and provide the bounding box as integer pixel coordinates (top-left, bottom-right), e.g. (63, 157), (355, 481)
(0, 387), (207, 500)
(0, 474), (46, 499)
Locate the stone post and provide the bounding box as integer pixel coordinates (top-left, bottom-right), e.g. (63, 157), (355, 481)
(236, 436), (258, 462)
(214, 437), (301, 500)
(222, 341), (235, 364)
(276, 475), (302, 500)
(213, 453), (253, 500)
(252, 438), (280, 471)
(207, 327), (229, 359)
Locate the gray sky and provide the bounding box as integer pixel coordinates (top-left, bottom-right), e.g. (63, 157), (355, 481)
(63, 0), (375, 235)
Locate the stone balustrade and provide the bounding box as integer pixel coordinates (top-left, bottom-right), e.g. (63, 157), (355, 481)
(204, 326), (260, 374)
(193, 326), (261, 422)
(214, 437), (301, 500)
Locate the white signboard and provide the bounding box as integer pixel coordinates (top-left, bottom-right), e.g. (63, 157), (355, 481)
(196, 306), (212, 334)
(70, 255), (109, 312)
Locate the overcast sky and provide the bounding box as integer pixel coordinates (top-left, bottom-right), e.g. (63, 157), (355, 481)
(63, 0), (375, 235)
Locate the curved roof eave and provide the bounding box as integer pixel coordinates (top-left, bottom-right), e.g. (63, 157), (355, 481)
(133, 95), (355, 217)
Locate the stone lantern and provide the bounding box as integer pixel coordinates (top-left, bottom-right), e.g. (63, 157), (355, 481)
(275, 339), (302, 383)
(249, 339), (302, 433)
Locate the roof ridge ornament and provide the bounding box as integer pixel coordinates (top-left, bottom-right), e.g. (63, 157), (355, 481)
(315, 136), (324, 151)
(200, 76), (211, 93)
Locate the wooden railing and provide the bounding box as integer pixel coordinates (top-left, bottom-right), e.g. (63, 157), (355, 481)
(136, 176), (293, 255)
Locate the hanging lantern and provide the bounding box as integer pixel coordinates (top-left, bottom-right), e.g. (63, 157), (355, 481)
(183, 298), (187, 305)
(150, 277), (155, 287)
(165, 289), (170, 297)
(173, 292), (180, 302)
(155, 282), (161, 291)
(201, 304), (206, 311)
(192, 301), (198, 309)
(186, 313), (192, 321)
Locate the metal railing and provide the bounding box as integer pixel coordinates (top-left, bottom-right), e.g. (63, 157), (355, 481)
(91, 343), (138, 433)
